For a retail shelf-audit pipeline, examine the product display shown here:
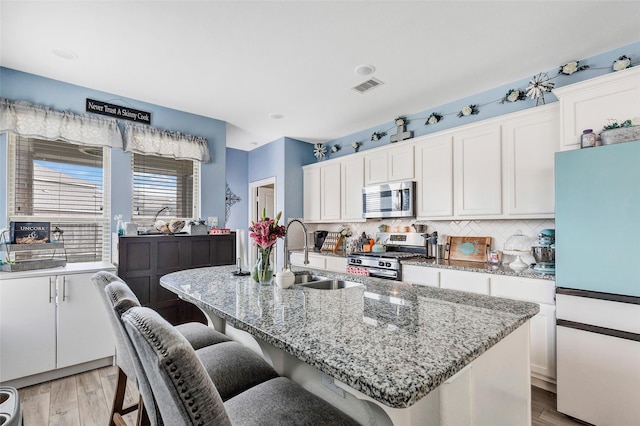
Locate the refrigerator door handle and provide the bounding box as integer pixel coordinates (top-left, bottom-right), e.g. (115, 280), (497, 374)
(557, 319), (640, 343)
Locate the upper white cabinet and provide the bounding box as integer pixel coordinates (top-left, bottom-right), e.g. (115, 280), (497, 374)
(553, 67), (640, 150)
(303, 156), (365, 223)
(364, 144), (415, 185)
(303, 166), (321, 221)
(453, 123), (503, 216)
(502, 104), (558, 217)
(415, 134), (454, 217)
(341, 156), (365, 221)
(320, 162), (341, 221)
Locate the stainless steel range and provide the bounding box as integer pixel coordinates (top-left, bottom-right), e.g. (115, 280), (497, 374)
(347, 232), (426, 280)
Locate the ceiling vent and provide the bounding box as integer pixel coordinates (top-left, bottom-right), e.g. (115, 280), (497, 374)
(352, 77), (384, 94)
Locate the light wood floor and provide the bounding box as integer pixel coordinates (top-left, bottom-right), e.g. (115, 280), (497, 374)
(19, 366), (586, 426)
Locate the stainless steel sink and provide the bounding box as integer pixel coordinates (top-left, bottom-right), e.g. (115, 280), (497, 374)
(294, 274), (328, 284)
(298, 279), (363, 290)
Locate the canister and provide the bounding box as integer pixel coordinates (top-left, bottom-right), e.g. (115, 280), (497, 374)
(580, 129), (596, 148)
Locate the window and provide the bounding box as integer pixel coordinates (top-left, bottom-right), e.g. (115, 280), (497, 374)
(8, 135), (110, 262)
(131, 153), (199, 228)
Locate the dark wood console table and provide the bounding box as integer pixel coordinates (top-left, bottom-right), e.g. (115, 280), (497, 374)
(117, 233), (236, 324)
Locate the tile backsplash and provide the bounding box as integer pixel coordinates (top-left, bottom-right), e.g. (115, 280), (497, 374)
(305, 218), (555, 265)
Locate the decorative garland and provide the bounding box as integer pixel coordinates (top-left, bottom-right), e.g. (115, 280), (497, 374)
(313, 53), (636, 159)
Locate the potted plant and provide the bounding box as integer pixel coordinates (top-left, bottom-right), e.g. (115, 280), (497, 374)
(248, 209), (286, 284)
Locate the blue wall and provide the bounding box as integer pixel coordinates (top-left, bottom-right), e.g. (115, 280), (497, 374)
(225, 147), (249, 230)
(319, 40), (640, 161)
(0, 67), (227, 231)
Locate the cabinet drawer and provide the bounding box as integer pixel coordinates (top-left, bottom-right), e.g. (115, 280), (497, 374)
(402, 265), (440, 287)
(490, 275), (555, 305)
(440, 270), (490, 294)
(290, 252), (325, 269)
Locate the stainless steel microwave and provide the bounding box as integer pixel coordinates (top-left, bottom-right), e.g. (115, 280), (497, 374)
(362, 181), (416, 219)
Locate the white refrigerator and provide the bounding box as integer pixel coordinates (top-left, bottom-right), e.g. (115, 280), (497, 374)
(555, 141), (640, 425)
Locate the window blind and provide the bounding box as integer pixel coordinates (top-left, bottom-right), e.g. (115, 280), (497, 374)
(132, 153), (198, 228)
(8, 135), (109, 263)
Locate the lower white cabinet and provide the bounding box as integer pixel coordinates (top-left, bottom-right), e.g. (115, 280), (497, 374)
(290, 252), (326, 270)
(402, 265), (440, 287)
(0, 269), (116, 383)
(440, 269), (490, 295)
(490, 274), (557, 383)
(529, 303), (556, 381)
(404, 265), (557, 386)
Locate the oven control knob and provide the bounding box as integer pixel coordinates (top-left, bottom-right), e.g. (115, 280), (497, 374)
(378, 261), (384, 267)
(356, 259), (361, 264)
(386, 262), (392, 267)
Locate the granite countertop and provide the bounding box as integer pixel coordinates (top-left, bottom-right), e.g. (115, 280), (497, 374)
(293, 249), (555, 281)
(402, 258), (556, 281)
(160, 265), (538, 409)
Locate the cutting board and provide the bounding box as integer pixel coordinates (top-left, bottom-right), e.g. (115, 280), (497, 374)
(445, 236), (492, 262)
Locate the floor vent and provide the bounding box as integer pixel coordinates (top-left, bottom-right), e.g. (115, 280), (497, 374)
(352, 78), (384, 94)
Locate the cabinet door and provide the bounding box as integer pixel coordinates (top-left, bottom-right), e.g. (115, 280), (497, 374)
(388, 144), (415, 182)
(530, 303), (556, 381)
(402, 265), (440, 287)
(364, 151), (389, 185)
(290, 252), (325, 269)
(57, 272), (116, 368)
(320, 162), (342, 221)
(341, 156), (365, 221)
(0, 276), (56, 381)
(503, 105), (558, 216)
(453, 124), (502, 216)
(415, 135), (454, 217)
(325, 256), (347, 273)
(440, 269), (490, 294)
(554, 67), (640, 150)
(303, 167), (321, 221)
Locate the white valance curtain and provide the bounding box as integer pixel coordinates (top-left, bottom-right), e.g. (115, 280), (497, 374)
(0, 97), (123, 149)
(124, 122), (211, 163)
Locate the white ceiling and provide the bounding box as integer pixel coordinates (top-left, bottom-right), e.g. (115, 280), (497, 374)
(1, 1), (639, 151)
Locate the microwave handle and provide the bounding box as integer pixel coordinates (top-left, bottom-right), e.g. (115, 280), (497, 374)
(395, 190), (402, 211)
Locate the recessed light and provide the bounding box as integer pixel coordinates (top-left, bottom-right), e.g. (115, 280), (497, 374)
(268, 113), (284, 119)
(52, 48), (78, 60)
(354, 64), (376, 76)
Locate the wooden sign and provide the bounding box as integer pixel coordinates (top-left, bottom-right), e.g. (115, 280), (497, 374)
(86, 98), (151, 124)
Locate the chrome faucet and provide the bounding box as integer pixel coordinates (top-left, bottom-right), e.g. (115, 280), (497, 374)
(284, 219), (309, 270)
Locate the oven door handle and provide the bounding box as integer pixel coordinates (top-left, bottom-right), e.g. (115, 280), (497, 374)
(367, 268), (398, 280)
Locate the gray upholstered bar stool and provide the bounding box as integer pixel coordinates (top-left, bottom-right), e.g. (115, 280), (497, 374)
(101, 275), (281, 426)
(122, 306), (361, 426)
(93, 271), (232, 425)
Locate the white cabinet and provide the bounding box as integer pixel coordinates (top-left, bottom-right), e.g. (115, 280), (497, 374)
(453, 123), (502, 216)
(290, 252), (326, 269)
(304, 156), (365, 223)
(325, 256), (347, 273)
(341, 156), (364, 221)
(415, 134), (454, 217)
(440, 269), (490, 295)
(303, 167), (321, 221)
(402, 265), (440, 287)
(553, 67), (640, 150)
(490, 274), (557, 383)
(0, 269), (116, 383)
(320, 162), (341, 221)
(502, 104), (558, 217)
(529, 303), (556, 381)
(364, 144), (414, 185)
(290, 252), (347, 273)
(0, 276), (56, 381)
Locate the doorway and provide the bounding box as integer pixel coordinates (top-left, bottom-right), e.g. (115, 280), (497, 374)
(248, 177), (277, 268)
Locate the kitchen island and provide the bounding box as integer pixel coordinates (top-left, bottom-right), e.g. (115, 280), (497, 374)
(161, 265), (539, 425)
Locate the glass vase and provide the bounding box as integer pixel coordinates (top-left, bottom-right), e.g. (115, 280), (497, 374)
(253, 248), (273, 285)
